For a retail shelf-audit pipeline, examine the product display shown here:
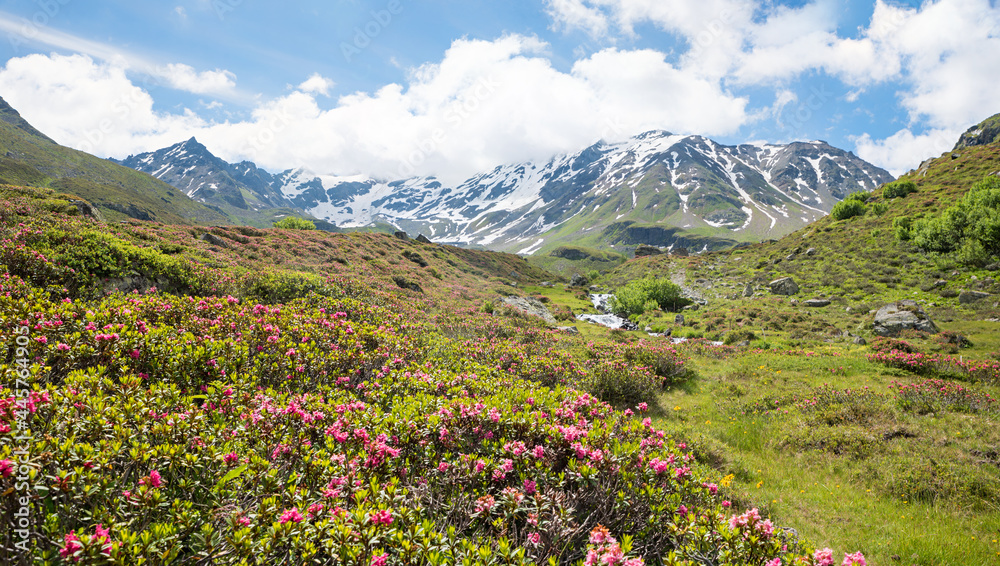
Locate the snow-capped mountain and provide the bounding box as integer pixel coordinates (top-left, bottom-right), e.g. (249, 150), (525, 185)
(275, 132), (892, 253)
(116, 138), (296, 213)
(120, 131), (892, 254)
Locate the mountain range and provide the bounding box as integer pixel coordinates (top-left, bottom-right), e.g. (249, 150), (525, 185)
(118, 132), (892, 254)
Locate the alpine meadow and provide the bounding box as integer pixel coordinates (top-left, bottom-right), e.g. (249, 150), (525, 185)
(2, 1), (1000, 565)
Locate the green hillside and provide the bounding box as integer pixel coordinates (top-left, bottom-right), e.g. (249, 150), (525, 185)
(2, 110), (999, 565)
(0, 97), (230, 225)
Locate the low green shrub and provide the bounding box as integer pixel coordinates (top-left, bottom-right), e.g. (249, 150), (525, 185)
(273, 216), (316, 230)
(882, 180), (918, 199)
(830, 199), (866, 220)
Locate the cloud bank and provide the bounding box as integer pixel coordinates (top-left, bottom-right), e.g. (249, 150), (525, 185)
(0, 0), (997, 180)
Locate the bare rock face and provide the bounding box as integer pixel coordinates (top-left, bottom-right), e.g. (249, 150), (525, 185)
(803, 299), (831, 307)
(200, 233), (229, 248)
(873, 300), (938, 336)
(498, 296), (557, 325)
(959, 290), (992, 305)
(769, 277), (799, 296)
(634, 245), (663, 258)
(415, 234), (432, 244)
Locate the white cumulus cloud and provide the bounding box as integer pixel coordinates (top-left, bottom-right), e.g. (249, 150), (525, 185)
(0, 36), (751, 183)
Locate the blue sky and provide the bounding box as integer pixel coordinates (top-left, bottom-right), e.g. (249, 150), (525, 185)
(0, 0), (996, 182)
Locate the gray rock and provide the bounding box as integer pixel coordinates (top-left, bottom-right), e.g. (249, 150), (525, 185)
(498, 296), (557, 325)
(556, 326), (580, 335)
(873, 300), (939, 336)
(985, 262), (1000, 272)
(674, 314), (685, 325)
(415, 234), (432, 244)
(671, 247), (689, 257)
(644, 326), (653, 332)
(805, 247), (817, 256)
(539, 281), (554, 288)
(634, 245), (663, 258)
(569, 273), (589, 287)
(393, 231), (409, 241)
(743, 283), (755, 297)
(804, 299), (831, 307)
(933, 280), (947, 288)
(769, 277), (799, 296)
(959, 290), (992, 305)
(200, 233), (229, 248)
(682, 304), (700, 311)
(785, 253), (797, 261)
(853, 336), (868, 346)
(69, 200), (106, 222)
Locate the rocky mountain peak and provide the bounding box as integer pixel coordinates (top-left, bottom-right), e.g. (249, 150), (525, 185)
(954, 113), (1000, 150)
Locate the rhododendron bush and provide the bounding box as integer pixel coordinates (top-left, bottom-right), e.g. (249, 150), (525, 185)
(0, 281), (833, 565)
(0, 192), (863, 564)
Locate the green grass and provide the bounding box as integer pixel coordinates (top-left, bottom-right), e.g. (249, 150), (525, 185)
(642, 348), (1000, 565)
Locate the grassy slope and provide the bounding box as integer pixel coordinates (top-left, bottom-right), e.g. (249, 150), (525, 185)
(548, 141), (1000, 565)
(0, 184), (551, 309)
(0, 98), (230, 225)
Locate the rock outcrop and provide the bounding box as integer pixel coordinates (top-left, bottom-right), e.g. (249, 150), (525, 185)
(769, 277), (799, 296)
(498, 296), (557, 325)
(873, 300), (938, 336)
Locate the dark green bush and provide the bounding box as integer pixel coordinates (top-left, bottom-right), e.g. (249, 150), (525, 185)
(831, 199), (866, 220)
(610, 277), (688, 316)
(883, 180), (918, 199)
(273, 216), (316, 230)
(911, 175), (1000, 264)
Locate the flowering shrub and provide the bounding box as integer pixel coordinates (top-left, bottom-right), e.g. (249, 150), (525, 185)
(892, 379), (997, 414)
(868, 347), (1000, 384)
(0, 189), (866, 564)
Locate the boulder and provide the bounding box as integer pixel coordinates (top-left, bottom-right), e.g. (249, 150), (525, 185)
(959, 290), (992, 305)
(569, 273), (589, 287)
(69, 200), (106, 222)
(853, 336), (867, 346)
(743, 283), (755, 297)
(393, 231), (409, 241)
(873, 300), (938, 336)
(769, 277), (799, 296)
(556, 326), (580, 335)
(199, 233), (229, 248)
(805, 247), (817, 256)
(803, 299), (831, 308)
(671, 247), (689, 257)
(634, 245), (663, 258)
(498, 296), (557, 325)
(674, 314), (685, 325)
(415, 234), (432, 244)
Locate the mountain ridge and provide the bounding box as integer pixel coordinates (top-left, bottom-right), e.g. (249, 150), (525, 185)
(123, 130), (893, 254)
